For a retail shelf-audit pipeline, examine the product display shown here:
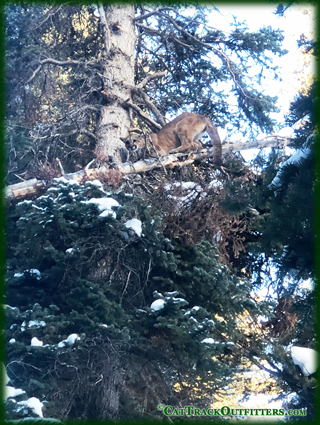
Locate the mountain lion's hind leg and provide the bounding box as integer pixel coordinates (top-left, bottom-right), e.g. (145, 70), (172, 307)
(169, 129), (202, 154)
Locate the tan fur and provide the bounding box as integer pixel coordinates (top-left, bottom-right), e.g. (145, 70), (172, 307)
(137, 112), (222, 164)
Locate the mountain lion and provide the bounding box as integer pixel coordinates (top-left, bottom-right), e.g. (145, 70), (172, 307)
(135, 112), (222, 164)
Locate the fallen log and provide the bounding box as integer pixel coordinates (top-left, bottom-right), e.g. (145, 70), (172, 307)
(5, 136), (289, 200)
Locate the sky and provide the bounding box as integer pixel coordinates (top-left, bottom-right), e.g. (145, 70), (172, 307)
(205, 4), (315, 158)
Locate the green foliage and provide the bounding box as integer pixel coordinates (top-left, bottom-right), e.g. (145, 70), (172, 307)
(4, 4), (316, 421)
(5, 178), (261, 420)
(246, 83), (316, 286)
(6, 5), (290, 183)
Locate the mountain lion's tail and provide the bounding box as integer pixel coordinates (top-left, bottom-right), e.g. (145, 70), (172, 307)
(206, 120), (222, 165)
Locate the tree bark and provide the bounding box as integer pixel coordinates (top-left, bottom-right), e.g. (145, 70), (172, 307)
(95, 4), (136, 165)
(5, 136), (289, 200)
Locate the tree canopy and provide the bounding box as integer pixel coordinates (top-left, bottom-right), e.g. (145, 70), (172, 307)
(3, 3), (317, 422)
(5, 3), (288, 181)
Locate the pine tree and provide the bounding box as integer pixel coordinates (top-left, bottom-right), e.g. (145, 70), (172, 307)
(5, 4), (287, 181)
(5, 178), (264, 420)
(4, 4), (316, 422)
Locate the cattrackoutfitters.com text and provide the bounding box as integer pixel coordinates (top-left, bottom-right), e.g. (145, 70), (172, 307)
(158, 405), (307, 417)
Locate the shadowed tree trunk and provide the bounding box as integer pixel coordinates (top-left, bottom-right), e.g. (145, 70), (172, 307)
(95, 4), (136, 164)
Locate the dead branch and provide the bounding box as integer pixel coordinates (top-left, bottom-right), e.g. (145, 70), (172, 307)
(26, 58), (100, 84)
(133, 88), (166, 127)
(5, 136), (289, 201)
(133, 7), (178, 23)
(121, 100), (162, 131)
(136, 71), (168, 89)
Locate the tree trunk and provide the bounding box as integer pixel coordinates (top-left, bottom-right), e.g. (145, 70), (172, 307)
(95, 4), (136, 165)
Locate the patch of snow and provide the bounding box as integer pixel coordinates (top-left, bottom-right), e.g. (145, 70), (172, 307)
(164, 182), (199, 191)
(164, 181), (204, 209)
(58, 333), (80, 347)
(85, 197), (120, 211)
(150, 299), (166, 311)
(65, 248), (79, 254)
(208, 180), (224, 190)
(166, 291), (180, 297)
(9, 338), (16, 344)
(191, 306), (201, 312)
(5, 386), (26, 399)
(66, 333), (80, 345)
(21, 320), (46, 331)
(53, 177), (72, 184)
(83, 197), (120, 218)
(32, 204), (46, 211)
(16, 397), (44, 417)
(171, 297), (187, 304)
(89, 179), (104, 188)
(28, 320), (46, 329)
(212, 231), (222, 243)
(14, 272), (24, 278)
(270, 147), (311, 189)
(27, 269), (41, 280)
(31, 337), (43, 347)
(16, 200), (33, 206)
(201, 338), (219, 344)
(99, 209), (116, 218)
(124, 219), (142, 237)
(291, 346), (318, 376)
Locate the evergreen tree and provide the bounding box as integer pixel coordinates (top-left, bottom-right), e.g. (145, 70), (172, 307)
(5, 179), (262, 420)
(4, 4), (316, 422)
(5, 4), (287, 181)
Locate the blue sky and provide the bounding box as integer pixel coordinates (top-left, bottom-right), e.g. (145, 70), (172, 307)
(205, 4), (315, 158)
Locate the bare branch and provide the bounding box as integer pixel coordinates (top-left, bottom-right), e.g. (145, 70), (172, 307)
(26, 58), (100, 84)
(133, 89), (166, 126)
(31, 6), (63, 30)
(30, 128), (98, 142)
(133, 7), (178, 23)
(56, 158), (65, 175)
(121, 100), (162, 131)
(80, 129), (98, 141)
(135, 22), (161, 35)
(223, 136), (290, 152)
(247, 355), (281, 377)
(136, 71), (167, 89)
